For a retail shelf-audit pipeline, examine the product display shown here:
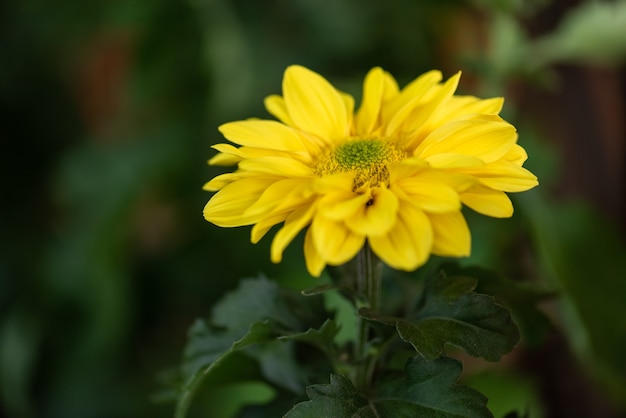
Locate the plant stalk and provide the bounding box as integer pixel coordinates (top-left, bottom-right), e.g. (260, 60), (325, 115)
(354, 244), (381, 391)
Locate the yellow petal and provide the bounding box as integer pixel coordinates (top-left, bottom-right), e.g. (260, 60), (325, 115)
(209, 152), (241, 166)
(462, 162), (539, 192)
(273, 185), (316, 213)
(464, 96), (504, 114)
(317, 190), (370, 220)
(345, 187), (399, 236)
(238, 156), (313, 177)
(355, 67), (385, 135)
(381, 70), (400, 101)
(438, 96), (504, 121)
(416, 119), (517, 163)
(211, 143), (239, 154)
(429, 211), (471, 257)
(460, 185), (514, 218)
(212, 143), (303, 162)
(340, 92), (355, 128)
(304, 228), (326, 277)
(388, 162), (474, 205)
(384, 70), (441, 119)
(264, 94), (294, 126)
(282, 65), (349, 141)
(250, 213), (287, 243)
(369, 202), (433, 271)
(204, 178), (275, 226)
(383, 70), (444, 137)
(309, 173), (354, 194)
(422, 153), (485, 169)
(502, 143), (528, 165)
(203, 172), (246, 191)
(387, 160), (429, 184)
(393, 177), (460, 213)
(414, 169), (476, 192)
(271, 204), (316, 263)
(311, 215), (365, 264)
(245, 178), (310, 218)
(401, 72), (462, 138)
(219, 120), (315, 155)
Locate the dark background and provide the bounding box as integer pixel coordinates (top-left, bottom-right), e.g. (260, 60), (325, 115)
(1, 0), (625, 417)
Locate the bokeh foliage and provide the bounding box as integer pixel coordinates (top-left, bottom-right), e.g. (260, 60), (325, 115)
(1, 0), (625, 417)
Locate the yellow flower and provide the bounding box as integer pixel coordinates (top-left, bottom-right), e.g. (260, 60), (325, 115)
(203, 66), (538, 277)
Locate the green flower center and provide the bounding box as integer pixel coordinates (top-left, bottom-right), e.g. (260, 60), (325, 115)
(334, 139), (392, 170)
(315, 138), (406, 190)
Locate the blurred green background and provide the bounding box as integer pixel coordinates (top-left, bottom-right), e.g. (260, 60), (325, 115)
(1, 0), (625, 417)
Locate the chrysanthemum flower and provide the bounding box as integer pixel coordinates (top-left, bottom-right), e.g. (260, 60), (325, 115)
(203, 66), (538, 277)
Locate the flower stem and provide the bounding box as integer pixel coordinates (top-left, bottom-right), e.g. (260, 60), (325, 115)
(354, 243), (381, 392)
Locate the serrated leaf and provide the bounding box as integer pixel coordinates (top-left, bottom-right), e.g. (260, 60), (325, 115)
(285, 357), (492, 418)
(283, 374), (372, 418)
(362, 274), (519, 361)
(174, 276), (335, 416)
(278, 319), (340, 358)
(176, 320), (274, 418)
(444, 264), (554, 347)
(399, 274), (519, 361)
(375, 356), (492, 418)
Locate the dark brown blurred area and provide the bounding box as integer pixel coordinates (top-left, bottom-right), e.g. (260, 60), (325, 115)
(521, 0), (626, 233)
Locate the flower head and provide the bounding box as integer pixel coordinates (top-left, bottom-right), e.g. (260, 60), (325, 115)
(203, 66), (538, 276)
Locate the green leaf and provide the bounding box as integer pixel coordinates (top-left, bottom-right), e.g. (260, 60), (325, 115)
(533, 1), (626, 66)
(465, 371), (543, 418)
(399, 274), (519, 361)
(256, 340), (307, 394)
(276, 320), (346, 383)
(283, 374), (372, 418)
(212, 276), (301, 332)
(200, 381), (276, 418)
(363, 274), (520, 361)
(285, 357), (492, 418)
(174, 276), (334, 416)
(278, 319), (340, 358)
(375, 356), (492, 418)
(444, 264), (554, 347)
(176, 320), (275, 418)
